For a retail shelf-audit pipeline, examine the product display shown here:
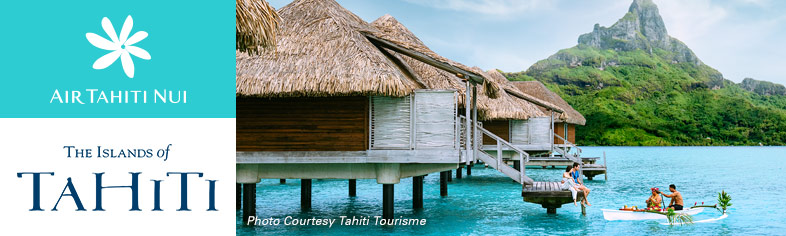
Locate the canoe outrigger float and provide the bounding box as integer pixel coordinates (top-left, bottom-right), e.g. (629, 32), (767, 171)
(602, 207), (705, 221)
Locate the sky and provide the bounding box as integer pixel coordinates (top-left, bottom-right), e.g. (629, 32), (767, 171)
(268, 0), (786, 85)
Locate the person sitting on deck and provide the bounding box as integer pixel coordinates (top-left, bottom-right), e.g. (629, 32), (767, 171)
(560, 165), (581, 206)
(571, 163), (591, 206)
(646, 187), (662, 209)
(660, 184), (684, 210)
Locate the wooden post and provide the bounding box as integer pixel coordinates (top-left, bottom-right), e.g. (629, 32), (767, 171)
(440, 171), (448, 197)
(547, 207), (556, 214)
(383, 184), (394, 219)
(550, 111), (554, 157)
(447, 170), (452, 182)
(519, 152), (526, 181)
(349, 179), (356, 197)
(456, 167), (462, 179)
(301, 179), (312, 211)
(413, 176), (423, 209)
(280, 179), (286, 184)
(513, 160), (521, 171)
(242, 183), (256, 223)
(236, 183), (241, 211)
(604, 151), (608, 181)
(496, 141), (502, 168)
(472, 84), (478, 164)
(581, 203), (586, 215)
(466, 163), (472, 176)
(465, 80), (472, 165)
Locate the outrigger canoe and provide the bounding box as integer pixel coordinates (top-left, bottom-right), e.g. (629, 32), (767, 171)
(602, 207), (704, 221)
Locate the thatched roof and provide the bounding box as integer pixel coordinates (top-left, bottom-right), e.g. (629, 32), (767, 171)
(236, 0), (280, 53)
(485, 69), (563, 113)
(236, 0), (423, 97)
(368, 14), (500, 99)
(474, 69), (547, 120)
(511, 81), (586, 125)
(370, 15), (542, 120)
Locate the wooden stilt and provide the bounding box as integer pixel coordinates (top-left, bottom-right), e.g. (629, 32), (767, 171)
(348, 179), (356, 197)
(301, 179), (312, 211)
(242, 183), (256, 223)
(440, 171), (448, 197)
(280, 179), (286, 184)
(456, 167), (463, 179)
(547, 208), (557, 214)
(513, 160), (521, 171)
(413, 176), (423, 209)
(447, 170), (452, 182)
(383, 184), (394, 219)
(236, 183), (241, 211)
(466, 163), (472, 176)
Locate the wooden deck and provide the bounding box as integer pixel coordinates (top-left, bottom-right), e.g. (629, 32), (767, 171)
(526, 157), (597, 167)
(521, 182), (586, 214)
(582, 164), (607, 180)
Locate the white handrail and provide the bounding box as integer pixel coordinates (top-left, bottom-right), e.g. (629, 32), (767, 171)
(553, 133), (581, 153)
(460, 115), (532, 184)
(553, 133), (581, 158)
(478, 126), (529, 160)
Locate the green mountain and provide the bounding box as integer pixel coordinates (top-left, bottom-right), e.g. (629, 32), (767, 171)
(507, 0), (786, 146)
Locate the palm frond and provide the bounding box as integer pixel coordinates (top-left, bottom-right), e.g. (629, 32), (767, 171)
(717, 190), (732, 214)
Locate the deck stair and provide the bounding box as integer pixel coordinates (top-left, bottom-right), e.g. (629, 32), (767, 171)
(462, 116), (533, 185)
(552, 133), (607, 180)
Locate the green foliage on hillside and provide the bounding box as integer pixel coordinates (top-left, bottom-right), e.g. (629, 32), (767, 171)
(511, 46), (786, 146)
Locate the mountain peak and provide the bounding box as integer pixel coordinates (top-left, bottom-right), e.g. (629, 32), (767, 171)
(628, 0), (668, 45)
(578, 0), (698, 64)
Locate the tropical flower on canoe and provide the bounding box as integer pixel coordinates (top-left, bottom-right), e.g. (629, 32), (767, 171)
(86, 15), (150, 78)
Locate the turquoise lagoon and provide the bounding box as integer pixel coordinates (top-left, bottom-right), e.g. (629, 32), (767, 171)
(237, 147), (786, 235)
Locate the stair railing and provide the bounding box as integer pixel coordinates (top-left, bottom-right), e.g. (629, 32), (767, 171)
(477, 125), (529, 184)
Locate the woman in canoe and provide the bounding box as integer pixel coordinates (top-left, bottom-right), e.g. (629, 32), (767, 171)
(645, 187), (662, 209)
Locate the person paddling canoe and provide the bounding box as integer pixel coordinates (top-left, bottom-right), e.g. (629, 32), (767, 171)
(660, 184), (684, 210)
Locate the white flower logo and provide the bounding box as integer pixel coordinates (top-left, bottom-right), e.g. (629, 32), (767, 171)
(86, 15), (150, 78)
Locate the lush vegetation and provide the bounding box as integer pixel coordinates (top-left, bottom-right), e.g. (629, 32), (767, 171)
(508, 45), (786, 146)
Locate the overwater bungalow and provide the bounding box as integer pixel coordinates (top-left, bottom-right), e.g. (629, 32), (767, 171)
(476, 70), (564, 161)
(235, 0), (503, 221)
(511, 81), (586, 155)
(370, 15), (565, 184)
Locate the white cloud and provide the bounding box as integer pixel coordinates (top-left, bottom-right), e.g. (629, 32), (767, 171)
(654, 0), (728, 43)
(402, 0), (555, 17)
(735, 0), (771, 7)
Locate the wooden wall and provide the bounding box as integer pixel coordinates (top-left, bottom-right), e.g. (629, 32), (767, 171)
(554, 122), (565, 144)
(237, 96), (368, 151)
(482, 120), (510, 145)
(553, 123), (577, 144)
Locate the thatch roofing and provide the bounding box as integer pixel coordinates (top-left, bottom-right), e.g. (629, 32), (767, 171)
(236, 0), (280, 53)
(511, 81), (586, 125)
(486, 69), (563, 113)
(474, 69), (547, 120)
(236, 0), (423, 97)
(371, 15), (542, 120)
(368, 14), (500, 99)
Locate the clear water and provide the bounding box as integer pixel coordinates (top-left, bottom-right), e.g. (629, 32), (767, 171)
(237, 146), (786, 235)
